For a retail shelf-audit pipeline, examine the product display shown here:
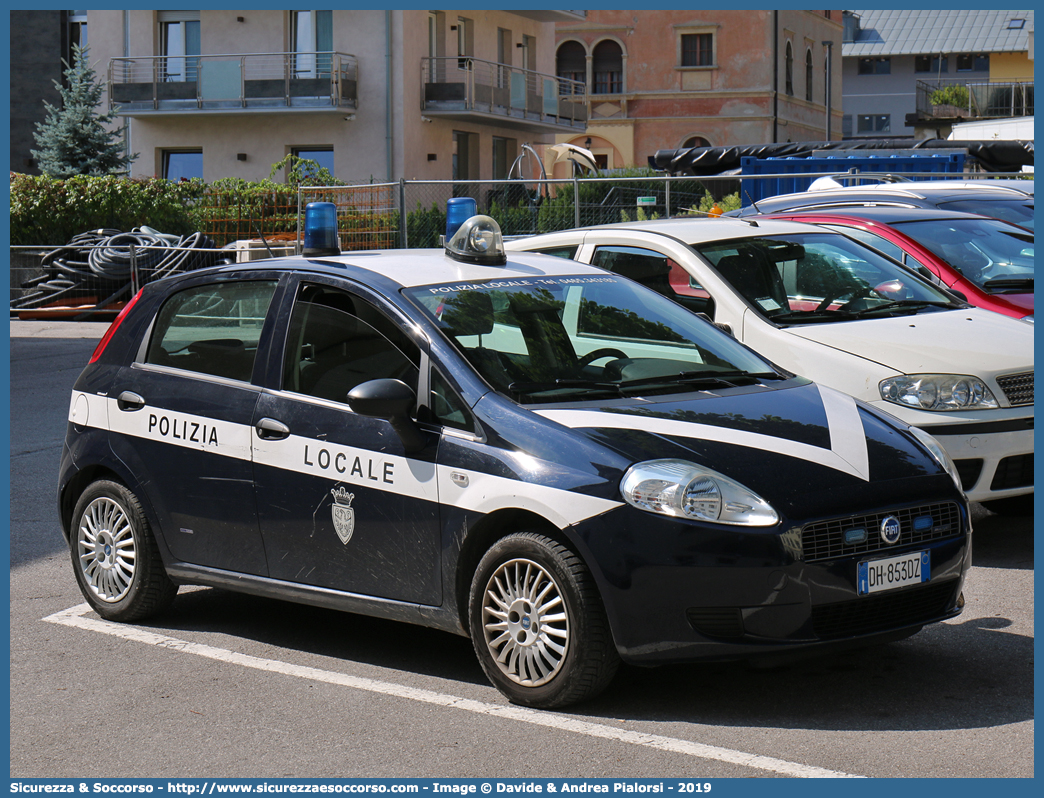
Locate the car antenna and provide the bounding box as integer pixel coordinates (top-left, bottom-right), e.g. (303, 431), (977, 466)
(741, 191), (760, 226)
(252, 222), (277, 259)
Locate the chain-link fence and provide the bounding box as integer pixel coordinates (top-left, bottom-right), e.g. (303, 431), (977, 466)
(10, 175), (723, 318)
(195, 182), (400, 249)
(12, 171), (1027, 318)
(300, 174), (731, 251)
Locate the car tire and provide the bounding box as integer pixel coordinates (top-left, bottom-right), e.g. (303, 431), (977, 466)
(981, 494), (1034, 516)
(70, 480), (177, 622)
(469, 531), (619, 708)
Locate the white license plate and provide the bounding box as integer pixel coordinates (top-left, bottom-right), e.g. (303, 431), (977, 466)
(858, 550), (930, 595)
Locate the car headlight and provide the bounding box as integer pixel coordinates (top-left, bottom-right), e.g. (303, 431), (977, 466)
(620, 459), (778, 526)
(1021, 315), (1033, 324)
(908, 426), (964, 493)
(879, 374), (998, 411)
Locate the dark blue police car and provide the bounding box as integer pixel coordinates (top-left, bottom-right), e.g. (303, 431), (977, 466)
(59, 213), (971, 708)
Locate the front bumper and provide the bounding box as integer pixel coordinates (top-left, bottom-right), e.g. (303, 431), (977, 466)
(868, 402), (1033, 503)
(925, 423), (1032, 504)
(572, 498), (970, 666)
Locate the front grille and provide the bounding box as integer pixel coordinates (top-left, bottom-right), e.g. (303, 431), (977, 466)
(991, 454), (1034, 490)
(686, 607), (744, 639)
(801, 502), (962, 563)
(954, 458), (984, 491)
(997, 371), (1033, 406)
(812, 579), (959, 639)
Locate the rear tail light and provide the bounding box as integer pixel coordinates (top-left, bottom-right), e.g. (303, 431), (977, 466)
(88, 288), (143, 364)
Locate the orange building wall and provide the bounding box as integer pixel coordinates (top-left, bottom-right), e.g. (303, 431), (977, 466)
(554, 10), (843, 169)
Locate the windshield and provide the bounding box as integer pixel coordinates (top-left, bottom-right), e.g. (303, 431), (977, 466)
(892, 218), (1034, 294)
(690, 233), (963, 325)
(404, 275), (780, 403)
(937, 199), (1034, 230)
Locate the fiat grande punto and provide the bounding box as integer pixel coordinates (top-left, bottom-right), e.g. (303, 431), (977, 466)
(60, 214), (971, 708)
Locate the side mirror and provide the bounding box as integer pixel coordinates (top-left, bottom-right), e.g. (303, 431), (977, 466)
(696, 313), (733, 336)
(695, 312), (733, 336)
(347, 379), (426, 453)
(874, 279), (906, 298)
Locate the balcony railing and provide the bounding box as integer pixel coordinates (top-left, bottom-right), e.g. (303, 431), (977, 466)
(916, 78), (1034, 121)
(108, 52), (358, 113)
(422, 57), (587, 130)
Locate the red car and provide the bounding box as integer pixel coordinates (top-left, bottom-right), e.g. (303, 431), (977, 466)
(756, 207), (1034, 320)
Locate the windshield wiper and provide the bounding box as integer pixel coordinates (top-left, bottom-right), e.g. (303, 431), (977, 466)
(617, 369), (783, 389)
(771, 310), (858, 324)
(773, 300), (958, 323)
(508, 369), (783, 396)
(508, 379), (622, 395)
(840, 299), (960, 318)
(984, 277), (1034, 291)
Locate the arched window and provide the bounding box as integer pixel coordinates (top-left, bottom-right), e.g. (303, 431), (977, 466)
(785, 41), (794, 96)
(556, 40), (586, 86)
(592, 40), (623, 94)
(805, 49), (814, 101)
(683, 136), (711, 149)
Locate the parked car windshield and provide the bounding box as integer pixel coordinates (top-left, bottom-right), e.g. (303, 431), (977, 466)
(404, 275), (781, 403)
(892, 217), (1034, 294)
(936, 198), (1034, 230)
(689, 232), (964, 325)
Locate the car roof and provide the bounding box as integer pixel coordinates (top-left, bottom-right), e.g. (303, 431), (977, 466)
(733, 184), (1034, 216)
(805, 182), (1027, 198)
(507, 216), (830, 246)
(874, 179), (1034, 196)
(760, 205), (1021, 225)
(785, 185), (1030, 203)
(167, 247), (611, 291)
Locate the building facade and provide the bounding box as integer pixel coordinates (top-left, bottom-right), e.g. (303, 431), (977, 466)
(550, 10), (843, 174)
(841, 9), (1034, 140)
(24, 10), (587, 183)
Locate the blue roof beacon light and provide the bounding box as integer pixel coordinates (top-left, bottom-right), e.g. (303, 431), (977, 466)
(445, 215), (507, 266)
(303, 202), (341, 257)
(445, 196), (478, 240)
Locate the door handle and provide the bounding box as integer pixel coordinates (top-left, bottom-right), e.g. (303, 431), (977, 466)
(255, 417), (290, 440)
(116, 391), (145, 411)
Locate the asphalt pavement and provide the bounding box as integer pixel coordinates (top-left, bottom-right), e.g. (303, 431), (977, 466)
(8, 319), (1034, 780)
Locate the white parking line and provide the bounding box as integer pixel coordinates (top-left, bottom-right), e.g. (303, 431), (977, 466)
(45, 603), (864, 779)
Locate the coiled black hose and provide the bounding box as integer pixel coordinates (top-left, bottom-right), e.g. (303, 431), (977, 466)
(88, 231), (169, 281)
(12, 227), (233, 311)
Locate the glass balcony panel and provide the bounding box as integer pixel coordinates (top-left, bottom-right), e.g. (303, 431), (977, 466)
(916, 77), (1034, 121)
(422, 56), (587, 132)
(108, 52), (358, 113)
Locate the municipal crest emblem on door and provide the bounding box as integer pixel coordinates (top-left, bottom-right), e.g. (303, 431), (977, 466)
(331, 487), (356, 544)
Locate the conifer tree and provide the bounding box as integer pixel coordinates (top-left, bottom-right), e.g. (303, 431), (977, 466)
(31, 45), (138, 177)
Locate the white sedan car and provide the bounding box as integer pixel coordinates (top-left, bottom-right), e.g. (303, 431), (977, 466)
(507, 217), (1033, 513)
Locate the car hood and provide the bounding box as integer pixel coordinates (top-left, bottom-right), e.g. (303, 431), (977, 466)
(778, 308), (1033, 377)
(522, 380), (953, 521)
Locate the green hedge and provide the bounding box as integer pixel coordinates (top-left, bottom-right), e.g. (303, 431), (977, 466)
(10, 173), (205, 246)
(10, 155), (342, 248)
(191, 176), (300, 244)
(10, 167), (738, 249)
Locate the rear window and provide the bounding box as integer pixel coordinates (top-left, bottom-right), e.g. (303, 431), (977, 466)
(530, 245), (580, 260)
(937, 199), (1034, 230)
(145, 280), (278, 382)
